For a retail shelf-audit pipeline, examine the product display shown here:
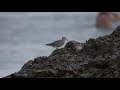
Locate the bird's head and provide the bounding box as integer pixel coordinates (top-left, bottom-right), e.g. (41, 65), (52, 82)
(62, 37), (68, 41)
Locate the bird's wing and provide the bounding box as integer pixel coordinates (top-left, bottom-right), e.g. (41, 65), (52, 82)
(51, 40), (61, 46)
(46, 40), (60, 46)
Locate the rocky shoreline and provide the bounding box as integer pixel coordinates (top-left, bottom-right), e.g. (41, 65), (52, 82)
(4, 26), (120, 78)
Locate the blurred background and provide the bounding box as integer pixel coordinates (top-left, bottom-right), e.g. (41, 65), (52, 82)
(0, 12), (120, 78)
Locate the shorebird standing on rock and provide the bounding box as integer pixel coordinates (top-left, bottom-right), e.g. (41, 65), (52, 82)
(46, 37), (68, 49)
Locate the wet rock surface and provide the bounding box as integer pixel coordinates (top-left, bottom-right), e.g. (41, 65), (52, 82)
(4, 26), (120, 78)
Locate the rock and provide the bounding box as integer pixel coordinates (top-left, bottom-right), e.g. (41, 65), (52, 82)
(65, 40), (84, 50)
(4, 25), (120, 78)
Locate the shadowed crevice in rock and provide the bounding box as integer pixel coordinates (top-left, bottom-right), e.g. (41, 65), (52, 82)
(4, 25), (120, 78)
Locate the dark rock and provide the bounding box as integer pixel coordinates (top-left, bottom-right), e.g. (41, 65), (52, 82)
(4, 25), (120, 78)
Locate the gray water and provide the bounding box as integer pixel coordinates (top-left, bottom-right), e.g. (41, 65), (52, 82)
(0, 12), (118, 78)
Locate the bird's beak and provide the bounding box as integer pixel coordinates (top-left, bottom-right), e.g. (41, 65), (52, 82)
(66, 39), (68, 41)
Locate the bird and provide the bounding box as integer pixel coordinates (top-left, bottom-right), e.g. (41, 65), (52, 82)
(74, 42), (84, 50)
(46, 37), (68, 49)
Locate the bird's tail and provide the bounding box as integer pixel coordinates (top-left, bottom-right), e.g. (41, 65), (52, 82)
(46, 44), (51, 46)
